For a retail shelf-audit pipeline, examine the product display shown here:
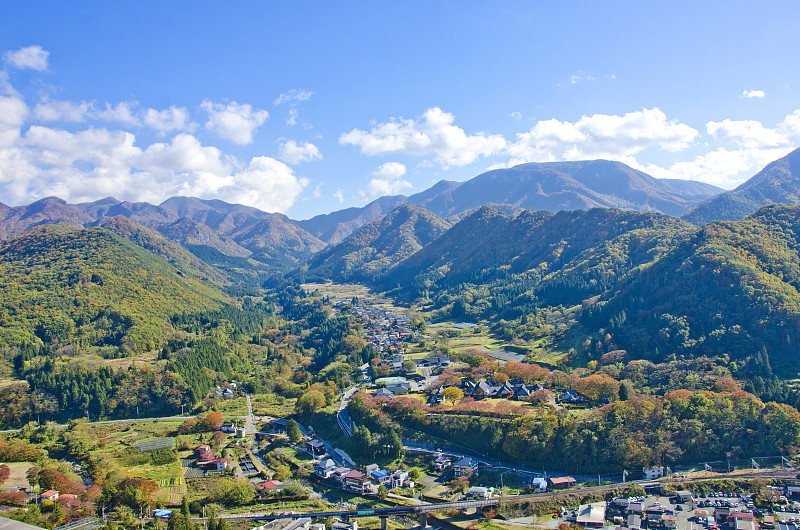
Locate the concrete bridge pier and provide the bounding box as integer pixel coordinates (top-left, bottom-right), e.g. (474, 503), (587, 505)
(380, 515), (388, 530)
(418, 512), (427, 528)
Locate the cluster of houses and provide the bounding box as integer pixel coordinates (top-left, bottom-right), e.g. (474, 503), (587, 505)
(339, 302), (420, 356)
(427, 378), (546, 403)
(375, 353), (451, 378)
(313, 458), (412, 495)
(424, 377), (599, 407)
(432, 454), (480, 477)
(193, 444), (229, 472)
(269, 417), (412, 497)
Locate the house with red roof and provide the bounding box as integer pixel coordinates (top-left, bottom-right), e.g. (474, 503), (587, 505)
(343, 470), (370, 494)
(40, 490), (59, 502)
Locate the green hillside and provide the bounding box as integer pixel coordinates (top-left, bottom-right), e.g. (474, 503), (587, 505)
(99, 215), (226, 283)
(301, 204), (452, 283)
(384, 207), (695, 320)
(588, 203), (800, 375)
(0, 225), (227, 352)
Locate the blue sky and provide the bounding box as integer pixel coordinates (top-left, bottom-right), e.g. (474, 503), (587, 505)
(1, 2), (799, 219)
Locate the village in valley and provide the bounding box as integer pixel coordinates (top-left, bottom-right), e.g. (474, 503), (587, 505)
(2, 285), (800, 530)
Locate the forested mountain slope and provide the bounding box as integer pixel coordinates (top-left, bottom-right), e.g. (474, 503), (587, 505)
(0, 225), (226, 352)
(300, 204), (452, 283)
(383, 207), (695, 315)
(588, 203), (800, 375)
(296, 160), (721, 244)
(98, 215), (224, 283)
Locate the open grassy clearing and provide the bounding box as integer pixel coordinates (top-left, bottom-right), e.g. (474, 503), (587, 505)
(523, 338), (569, 366)
(210, 396), (249, 416)
(247, 394), (296, 418)
(83, 419), (197, 498)
(207, 394), (296, 419)
(301, 282), (409, 312)
(1, 462), (34, 490)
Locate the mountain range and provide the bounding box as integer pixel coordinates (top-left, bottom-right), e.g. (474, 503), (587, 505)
(1, 148), (800, 373)
(297, 159), (723, 243)
(1, 149), (799, 285)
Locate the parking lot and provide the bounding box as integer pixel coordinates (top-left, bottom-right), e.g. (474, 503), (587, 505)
(598, 491), (765, 530)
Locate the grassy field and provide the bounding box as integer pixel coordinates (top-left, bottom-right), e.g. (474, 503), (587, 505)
(1, 462), (34, 490)
(428, 320), (571, 366)
(248, 394), (296, 418)
(83, 419), (199, 501)
(301, 282), (409, 312)
(208, 393), (296, 419)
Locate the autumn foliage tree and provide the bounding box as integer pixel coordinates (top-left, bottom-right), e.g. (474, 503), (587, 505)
(295, 389), (326, 415)
(442, 387), (464, 406)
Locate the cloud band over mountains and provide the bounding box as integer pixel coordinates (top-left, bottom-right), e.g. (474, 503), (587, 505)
(1, 45), (799, 214)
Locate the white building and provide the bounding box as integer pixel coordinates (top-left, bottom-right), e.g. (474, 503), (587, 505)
(642, 466), (664, 479)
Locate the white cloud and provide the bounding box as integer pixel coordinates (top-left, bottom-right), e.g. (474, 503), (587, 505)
(510, 111), (522, 120)
(278, 139), (322, 164)
(274, 89), (314, 106)
(286, 107), (299, 126)
(221, 156), (308, 211)
(634, 110), (800, 188)
(569, 71), (616, 85)
(94, 101), (141, 126)
(639, 147), (792, 188)
(3, 45), (49, 71)
(0, 95), (28, 147)
(777, 109), (800, 140)
(340, 107), (506, 168)
(0, 119), (306, 212)
(706, 119), (787, 149)
(0, 77), (305, 212)
(0, 71), (17, 97)
(360, 162), (411, 200)
(505, 108), (698, 165)
(571, 73), (597, 84)
(202, 100), (268, 145)
(33, 99), (92, 122)
(143, 106), (191, 136)
(334, 189), (344, 203)
(33, 100), (190, 135)
(741, 89), (766, 99)
(274, 89), (313, 127)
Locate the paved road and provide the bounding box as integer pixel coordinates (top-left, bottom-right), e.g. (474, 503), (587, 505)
(244, 392), (256, 434)
(336, 364), (368, 437)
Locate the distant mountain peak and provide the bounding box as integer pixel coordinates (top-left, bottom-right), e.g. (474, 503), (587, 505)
(683, 146), (800, 225)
